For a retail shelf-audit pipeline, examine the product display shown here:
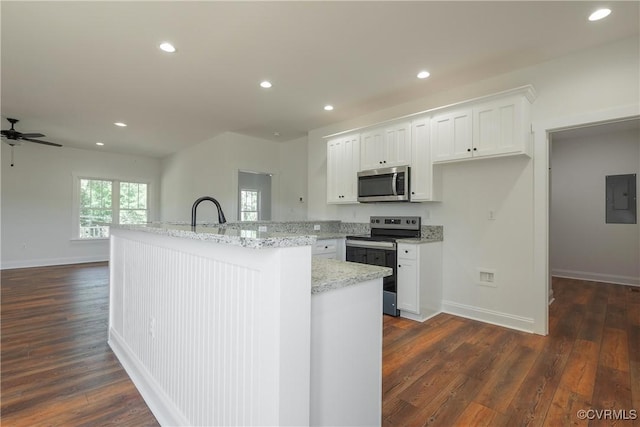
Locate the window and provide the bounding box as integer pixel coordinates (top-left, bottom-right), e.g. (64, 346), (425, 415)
(79, 179), (113, 238)
(240, 189), (259, 221)
(76, 177), (148, 239)
(119, 182), (148, 224)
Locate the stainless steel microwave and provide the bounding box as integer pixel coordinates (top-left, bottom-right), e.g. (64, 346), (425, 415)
(357, 165), (410, 202)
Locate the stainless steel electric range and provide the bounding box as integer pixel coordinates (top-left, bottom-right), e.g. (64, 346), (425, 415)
(345, 216), (421, 316)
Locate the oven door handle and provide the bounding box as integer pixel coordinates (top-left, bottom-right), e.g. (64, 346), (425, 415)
(391, 172), (398, 196)
(346, 240), (396, 250)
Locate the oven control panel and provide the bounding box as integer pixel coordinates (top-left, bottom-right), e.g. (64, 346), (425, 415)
(370, 216), (421, 230)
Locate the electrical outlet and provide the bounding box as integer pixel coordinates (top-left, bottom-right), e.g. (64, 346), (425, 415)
(148, 316), (156, 338)
(313, 224), (321, 231)
(258, 225), (268, 232)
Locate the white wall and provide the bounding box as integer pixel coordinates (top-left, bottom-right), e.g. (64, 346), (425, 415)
(307, 36), (639, 334)
(550, 127), (639, 286)
(278, 136), (308, 221)
(161, 132), (307, 223)
(1, 143), (161, 269)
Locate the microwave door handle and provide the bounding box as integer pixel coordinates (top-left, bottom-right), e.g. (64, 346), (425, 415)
(391, 172), (398, 196)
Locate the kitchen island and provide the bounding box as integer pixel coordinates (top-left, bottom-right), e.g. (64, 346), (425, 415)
(108, 223), (390, 427)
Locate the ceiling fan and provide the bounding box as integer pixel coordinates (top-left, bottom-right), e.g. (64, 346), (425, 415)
(1, 117), (62, 167)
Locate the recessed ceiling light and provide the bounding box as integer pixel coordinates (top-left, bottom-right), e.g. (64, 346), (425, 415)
(159, 42), (176, 53)
(274, 132), (280, 137)
(588, 8), (611, 21)
(114, 122), (127, 127)
(96, 142), (104, 146)
(324, 105), (334, 111)
(260, 81), (272, 89)
(417, 70), (431, 79)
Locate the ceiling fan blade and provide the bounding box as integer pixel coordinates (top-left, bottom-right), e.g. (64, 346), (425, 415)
(21, 137), (62, 147)
(19, 133), (45, 138)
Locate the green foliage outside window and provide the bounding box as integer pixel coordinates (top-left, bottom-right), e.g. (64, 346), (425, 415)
(120, 182), (148, 224)
(79, 178), (148, 238)
(240, 189), (259, 221)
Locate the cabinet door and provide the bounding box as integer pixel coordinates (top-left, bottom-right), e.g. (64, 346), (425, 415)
(410, 117), (436, 201)
(473, 96), (523, 158)
(432, 108), (473, 163)
(384, 121), (412, 167)
(326, 139), (342, 203)
(327, 135), (360, 204)
(360, 128), (385, 170)
(397, 257), (418, 314)
(327, 139), (342, 203)
(341, 134), (360, 202)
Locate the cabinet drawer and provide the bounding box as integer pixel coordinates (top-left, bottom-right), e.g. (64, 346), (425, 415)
(398, 245), (417, 260)
(313, 240), (337, 255)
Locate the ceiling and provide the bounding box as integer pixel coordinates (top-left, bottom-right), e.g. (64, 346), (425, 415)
(2, 1), (639, 158)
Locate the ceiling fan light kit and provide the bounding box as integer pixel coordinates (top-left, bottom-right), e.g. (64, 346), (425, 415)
(1, 117), (62, 167)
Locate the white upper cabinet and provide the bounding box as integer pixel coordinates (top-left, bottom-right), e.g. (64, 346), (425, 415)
(431, 108), (473, 162)
(473, 95), (528, 158)
(410, 116), (441, 202)
(360, 121), (412, 170)
(325, 86), (535, 204)
(432, 87), (534, 164)
(359, 128), (385, 171)
(385, 121), (412, 167)
(327, 134), (360, 204)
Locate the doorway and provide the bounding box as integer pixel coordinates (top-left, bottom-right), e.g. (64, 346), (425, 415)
(237, 170), (272, 221)
(532, 107), (639, 335)
(549, 119), (639, 287)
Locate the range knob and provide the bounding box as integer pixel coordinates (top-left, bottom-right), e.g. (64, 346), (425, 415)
(406, 219), (410, 224)
(412, 220), (416, 224)
(375, 219), (380, 223)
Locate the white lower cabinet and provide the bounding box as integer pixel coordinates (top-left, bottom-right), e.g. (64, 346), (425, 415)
(396, 242), (442, 322)
(312, 238), (345, 261)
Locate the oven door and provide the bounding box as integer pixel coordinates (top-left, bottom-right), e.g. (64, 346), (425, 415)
(345, 240), (399, 316)
(357, 166), (410, 203)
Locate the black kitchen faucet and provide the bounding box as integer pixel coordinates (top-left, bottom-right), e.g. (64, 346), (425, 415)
(191, 196), (227, 227)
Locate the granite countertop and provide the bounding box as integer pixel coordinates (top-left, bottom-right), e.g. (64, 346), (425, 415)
(112, 223), (316, 249)
(396, 237), (442, 244)
(311, 258), (392, 295)
(313, 232), (349, 240)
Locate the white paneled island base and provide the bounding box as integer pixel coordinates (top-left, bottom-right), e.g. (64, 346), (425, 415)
(311, 276), (382, 427)
(108, 224), (391, 427)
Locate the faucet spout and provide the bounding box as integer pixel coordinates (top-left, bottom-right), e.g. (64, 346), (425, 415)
(191, 196), (227, 227)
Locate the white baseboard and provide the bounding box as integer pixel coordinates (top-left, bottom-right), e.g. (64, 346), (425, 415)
(108, 329), (188, 427)
(441, 300), (535, 333)
(1, 255), (108, 270)
(552, 269), (639, 287)
(400, 309), (441, 323)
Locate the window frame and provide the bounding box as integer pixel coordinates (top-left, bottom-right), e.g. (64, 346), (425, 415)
(72, 173), (151, 240)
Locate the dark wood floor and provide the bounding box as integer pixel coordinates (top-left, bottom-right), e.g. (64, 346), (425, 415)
(2, 264), (638, 426)
(1, 263), (159, 426)
(383, 277), (640, 427)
